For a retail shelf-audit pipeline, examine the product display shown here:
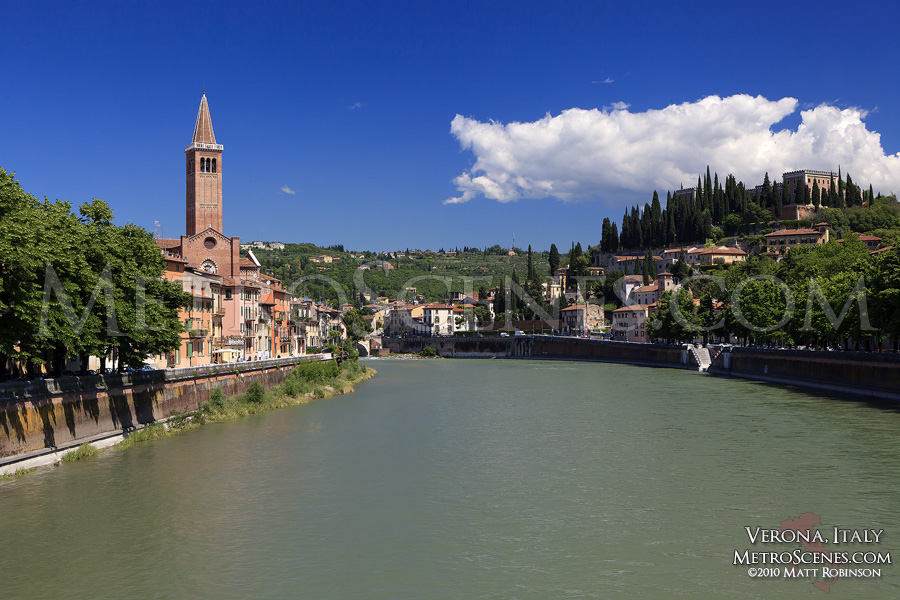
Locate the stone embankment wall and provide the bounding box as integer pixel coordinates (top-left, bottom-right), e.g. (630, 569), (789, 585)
(383, 337), (515, 358)
(708, 348), (900, 402)
(0, 357), (323, 459)
(529, 337), (691, 368)
(383, 336), (693, 367)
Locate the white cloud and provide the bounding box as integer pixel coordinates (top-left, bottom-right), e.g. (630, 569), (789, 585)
(445, 94), (900, 206)
(349, 101), (363, 110)
(280, 185), (297, 195)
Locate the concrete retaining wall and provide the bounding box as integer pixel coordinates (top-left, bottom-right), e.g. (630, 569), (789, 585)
(530, 337), (691, 368)
(708, 348), (900, 402)
(0, 356), (326, 460)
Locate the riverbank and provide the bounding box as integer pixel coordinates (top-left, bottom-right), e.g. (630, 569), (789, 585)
(0, 361), (375, 476)
(383, 335), (900, 404)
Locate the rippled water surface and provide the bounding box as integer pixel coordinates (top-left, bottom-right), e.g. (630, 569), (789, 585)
(2, 359), (898, 599)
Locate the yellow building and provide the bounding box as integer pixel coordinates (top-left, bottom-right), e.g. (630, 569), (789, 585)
(611, 305), (651, 343)
(764, 225), (829, 253)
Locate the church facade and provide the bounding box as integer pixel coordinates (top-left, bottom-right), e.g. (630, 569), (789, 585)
(154, 94), (302, 367)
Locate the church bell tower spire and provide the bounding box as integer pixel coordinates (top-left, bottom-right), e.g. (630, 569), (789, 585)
(185, 92), (224, 236)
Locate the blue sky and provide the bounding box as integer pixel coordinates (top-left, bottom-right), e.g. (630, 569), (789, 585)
(3, 0), (899, 252)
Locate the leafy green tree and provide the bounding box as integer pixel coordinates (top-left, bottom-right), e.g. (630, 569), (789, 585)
(602, 270), (624, 306)
(867, 251), (900, 349)
(0, 169), (187, 376)
(649, 289), (699, 343)
(343, 308), (372, 341)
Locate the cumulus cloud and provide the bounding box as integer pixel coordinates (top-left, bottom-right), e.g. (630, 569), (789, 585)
(445, 94), (900, 206)
(280, 185), (297, 195)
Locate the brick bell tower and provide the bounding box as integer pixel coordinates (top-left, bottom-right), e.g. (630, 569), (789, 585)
(185, 93), (224, 235)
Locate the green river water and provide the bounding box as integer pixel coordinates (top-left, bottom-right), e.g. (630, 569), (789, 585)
(1, 358), (898, 599)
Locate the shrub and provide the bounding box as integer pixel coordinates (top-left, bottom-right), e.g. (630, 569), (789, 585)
(209, 386), (225, 409)
(246, 381), (265, 403)
(289, 360), (340, 384)
(61, 443), (99, 462)
(419, 346), (438, 357)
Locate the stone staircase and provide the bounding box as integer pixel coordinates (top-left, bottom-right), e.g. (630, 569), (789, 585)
(693, 345), (712, 371)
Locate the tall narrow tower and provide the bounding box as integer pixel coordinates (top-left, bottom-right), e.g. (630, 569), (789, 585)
(185, 93), (224, 235)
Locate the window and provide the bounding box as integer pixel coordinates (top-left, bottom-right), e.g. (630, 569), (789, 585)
(212, 158), (217, 173)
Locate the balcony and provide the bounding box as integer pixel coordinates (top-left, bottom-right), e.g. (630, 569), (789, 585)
(185, 141), (223, 152)
(187, 328), (209, 338)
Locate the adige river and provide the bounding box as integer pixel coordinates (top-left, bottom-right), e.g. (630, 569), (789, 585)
(1, 358), (898, 599)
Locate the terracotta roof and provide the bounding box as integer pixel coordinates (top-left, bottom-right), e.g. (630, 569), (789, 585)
(870, 246), (895, 255)
(424, 303), (453, 310)
(239, 257), (258, 268)
(837, 234), (881, 242)
(561, 305), (585, 311)
(764, 228), (825, 237)
(612, 304), (651, 313)
(693, 247), (747, 255)
(634, 283), (658, 293)
(155, 238), (182, 249)
(623, 275), (645, 283)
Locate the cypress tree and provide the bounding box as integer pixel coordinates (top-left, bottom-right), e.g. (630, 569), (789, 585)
(773, 182), (783, 217)
(811, 181), (820, 209)
(601, 218), (611, 253)
(609, 223), (619, 253)
(632, 206), (643, 249)
(641, 203), (652, 249)
(704, 166), (713, 210)
(667, 205), (676, 245)
(527, 245), (534, 281)
(646, 248), (657, 280)
(549, 243), (560, 276)
(762, 172), (771, 208)
(651, 191), (662, 247)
